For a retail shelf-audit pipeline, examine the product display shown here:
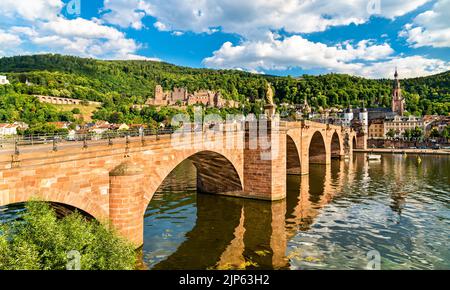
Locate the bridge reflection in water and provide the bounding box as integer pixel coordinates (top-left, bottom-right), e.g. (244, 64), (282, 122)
(1, 153), (448, 269)
(141, 156), (353, 270)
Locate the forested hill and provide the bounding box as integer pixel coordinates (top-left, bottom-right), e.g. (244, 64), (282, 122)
(0, 54), (449, 116)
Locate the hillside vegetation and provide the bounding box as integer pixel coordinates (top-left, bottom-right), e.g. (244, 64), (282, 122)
(0, 54), (449, 125)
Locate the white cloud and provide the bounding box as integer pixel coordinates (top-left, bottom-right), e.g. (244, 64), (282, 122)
(0, 1), (152, 60)
(0, 29), (22, 46)
(102, 0), (152, 30)
(153, 21), (168, 31)
(8, 17), (145, 60)
(40, 18), (125, 40)
(0, 29), (23, 56)
(0, 0), (63, 21)
(203, 34), (393, 72)
(356, 56), (450, 78)
(104, 0), (430, 37)
(400, 0), (450, 48)
(203, 34), (449, 78)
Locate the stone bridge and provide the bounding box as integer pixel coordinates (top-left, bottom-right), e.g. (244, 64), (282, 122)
(0, 120), (362, 246)
(35, 95), (102, 106)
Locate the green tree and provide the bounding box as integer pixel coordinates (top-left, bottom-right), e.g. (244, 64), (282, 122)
(429, 128), (441, 139)
(0, 201), (136, 270)
(24, 123), (69, 135)
(442, 125), (450, 141)
(402, 129), (412, 141)
(411, 126), (423, 140)
(386, 129), (395, 139)
(71, 108), (81, 114)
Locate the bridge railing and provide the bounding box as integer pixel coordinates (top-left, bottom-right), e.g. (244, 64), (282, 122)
(0, 122), (247, 155)
(0, 120), (349, 155)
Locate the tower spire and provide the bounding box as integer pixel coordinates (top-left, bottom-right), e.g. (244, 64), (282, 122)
(392, 67), (404, 116)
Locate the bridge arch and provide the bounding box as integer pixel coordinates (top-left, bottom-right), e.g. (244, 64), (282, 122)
(0, 195), (105, 222)
(331, 131), (342, 159)
(286, 134), (301, 175)
(141, 150), (244, 214)
(309, 131), (327, 164)
(1, 201), (96, 220)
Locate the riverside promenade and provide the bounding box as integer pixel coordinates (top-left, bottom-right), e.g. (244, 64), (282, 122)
(354, 148), (450, 155)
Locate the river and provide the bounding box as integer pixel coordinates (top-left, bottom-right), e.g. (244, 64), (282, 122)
(1, 153), (449, 269)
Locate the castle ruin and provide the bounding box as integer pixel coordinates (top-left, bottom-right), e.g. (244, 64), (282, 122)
(146, 85), (239, 108)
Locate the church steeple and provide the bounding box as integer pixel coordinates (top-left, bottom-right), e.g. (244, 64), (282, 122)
(392, 68), (405, 116)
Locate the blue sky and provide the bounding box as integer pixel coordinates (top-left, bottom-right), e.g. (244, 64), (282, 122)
(0, 0), (449, 78)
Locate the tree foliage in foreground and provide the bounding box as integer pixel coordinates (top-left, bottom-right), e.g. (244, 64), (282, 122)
(0, 201), (136, 270)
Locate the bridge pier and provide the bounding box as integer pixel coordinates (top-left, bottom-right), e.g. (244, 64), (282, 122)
(109, 161), (145, 248)
(243, 122), (286, 201)
(356, 134), (368, 150)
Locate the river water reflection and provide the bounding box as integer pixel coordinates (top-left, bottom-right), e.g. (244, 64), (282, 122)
(0, 153), (448, 269)
(142, 153), (450, 270)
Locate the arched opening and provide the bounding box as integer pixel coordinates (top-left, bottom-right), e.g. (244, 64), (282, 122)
(352, 136), (357, 150)
(285, 135), (302, 228)
(0, 201), (95, 223)
(309, 131), (327, 164)
(142, 151), (244, 269)
(286, 135), (301, 175)
(189, 151), (243, 194)
(331, 132), (341, 159)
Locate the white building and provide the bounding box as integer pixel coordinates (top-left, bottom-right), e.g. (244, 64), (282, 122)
(342, 108), (354, 127)
(0, 124), (19, 136)
(384, 115), (424, 138)
(359, 108), (369, 134)
(0, 75), (10, 85)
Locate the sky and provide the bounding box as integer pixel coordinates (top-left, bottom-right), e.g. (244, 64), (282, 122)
(0, 0), (449, 79)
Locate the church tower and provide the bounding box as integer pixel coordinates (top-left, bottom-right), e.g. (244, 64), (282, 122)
(391, 68), (405, 116)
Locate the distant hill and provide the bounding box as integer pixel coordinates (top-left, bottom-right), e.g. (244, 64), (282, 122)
(0, 54), (449, 116)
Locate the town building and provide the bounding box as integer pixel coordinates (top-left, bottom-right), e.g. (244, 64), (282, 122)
(384, 115), (424, 138)
(424, 115), (450, 137)
(0, 75), (10, 85)
(0, 124), (19, 136)
(89, 121), (112, 135)
(368, 118), (385, 139)
(48, 122), (70, 129)
(296, 96), (312, 118)
(342, 107), (354, 127)
(359, 107), (368, 130)
(367, 107), (396, 121)
(146, 85), (239, 108)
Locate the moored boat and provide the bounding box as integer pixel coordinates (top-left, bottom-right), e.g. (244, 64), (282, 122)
(367, 154), (382, 161)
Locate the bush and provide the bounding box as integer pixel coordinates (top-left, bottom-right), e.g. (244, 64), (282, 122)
(24, 123), (69, 135)
(71, 108), (81, 114)
(0, 201), (136, 270)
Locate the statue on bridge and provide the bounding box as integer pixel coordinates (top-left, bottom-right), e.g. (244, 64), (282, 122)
(265, 82), (274, 105)
(264, 82), (276, 120)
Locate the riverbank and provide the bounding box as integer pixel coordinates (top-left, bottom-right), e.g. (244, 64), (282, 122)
(354, 148), (450, 155)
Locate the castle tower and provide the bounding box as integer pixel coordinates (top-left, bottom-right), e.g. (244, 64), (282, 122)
(154, 85), (164, 102)
(392, 68), (405, 116)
